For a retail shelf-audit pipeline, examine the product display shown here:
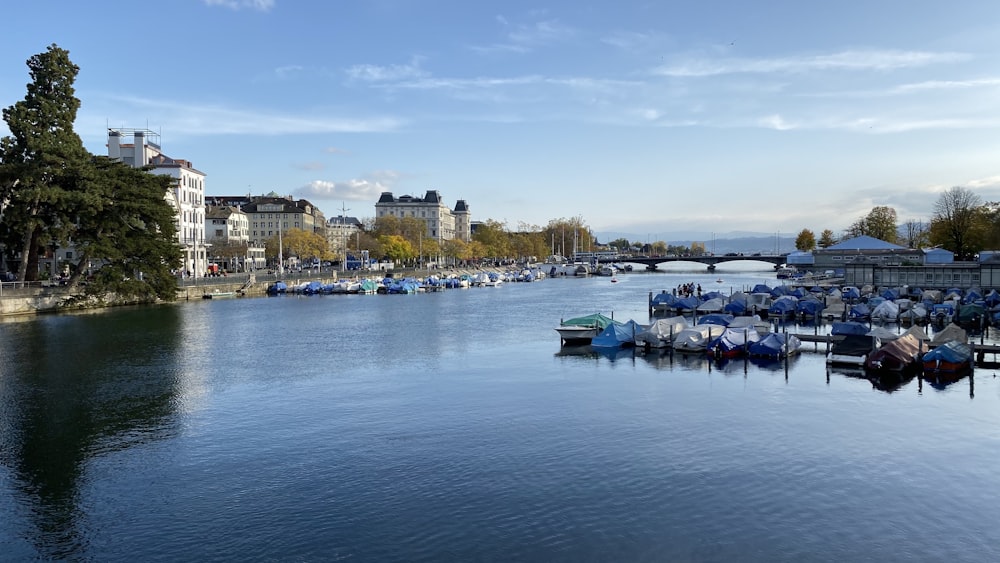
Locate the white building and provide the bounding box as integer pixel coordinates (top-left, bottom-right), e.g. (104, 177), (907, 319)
(375, 190), (471, 243)
(108, 128), (206, 276)
(205, 206), (266, 271)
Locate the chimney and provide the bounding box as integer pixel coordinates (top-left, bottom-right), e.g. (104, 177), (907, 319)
(108, 130), (121, 160)
(133, 131), (145, 168)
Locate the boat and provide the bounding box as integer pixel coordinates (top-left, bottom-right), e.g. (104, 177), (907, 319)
(591, 320), (644, 349)
(635, 316), (689, 349)
(202, 289), (236, 299)
(672, 324), (727, 353)
(775, 266), (797, 279)
(266, 280), (288, 295)
(748, 333), (802, 359)
(922, 340), (973, 375)
(555, 313), (615, 345)
(827, 334), (879, 367)
(706, 327), (761, 359)
(864, 333), (924, 373)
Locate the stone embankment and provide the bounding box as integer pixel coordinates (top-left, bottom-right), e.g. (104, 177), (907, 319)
(1, 267), (513, 317)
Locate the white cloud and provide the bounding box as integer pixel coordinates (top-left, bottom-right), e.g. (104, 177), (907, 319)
(655, 49), (970, 77)
(345, 57), (427, 82)
(472, 18), (575, 55)
(758, 114), (796, 131)
(296, 178), (390, 201)
(203, 0), (274, 11)
(85, 94), (403, 137)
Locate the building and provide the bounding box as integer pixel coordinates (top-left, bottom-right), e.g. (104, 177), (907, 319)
(108, 128), (207, 276)
(209, 194), (326, 249)
(205, 206), (265, 271)
(327, 215), (363, 258)
(375, 191), (471, 243)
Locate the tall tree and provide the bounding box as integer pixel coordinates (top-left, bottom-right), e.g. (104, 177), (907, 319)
(901, 219), (930, 249)
(865, 206), (898, 243)
(818, 229), (837, 248)
(71, 157), (182, 300)
(844, 206), (898, 242)
(795, 229), (816, 251)
(0, 44), (90, 281)
(930, 186), (982, 260)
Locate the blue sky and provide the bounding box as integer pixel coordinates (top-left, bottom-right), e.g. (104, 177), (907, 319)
(2, 1), (1000, 240)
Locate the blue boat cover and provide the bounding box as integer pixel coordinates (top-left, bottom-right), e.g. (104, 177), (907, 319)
(591, 320), (639, 348)
(831, 321), (869, 336)
(922, 340), (971, 364)
(698, 313), (734, 326)
(748, 333), (802, 358)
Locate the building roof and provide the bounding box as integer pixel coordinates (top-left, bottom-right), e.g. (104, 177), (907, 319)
(824, 235), (906, 251)
(328, 215), (362, 227)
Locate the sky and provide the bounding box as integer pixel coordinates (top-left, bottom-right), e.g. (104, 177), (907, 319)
(2, 1), (1000, 241)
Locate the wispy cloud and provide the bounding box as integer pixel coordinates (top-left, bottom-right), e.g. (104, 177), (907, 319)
(655, 50), (970, 77)
(294, 162), (326, 171)
(345, 57), (428, 82)
(86, 94), (403, 136)
(601, 30), (671, 53)
(472, 18), (576, 55)
(273, 65), (304, 79)
(203, 0), (274, 11)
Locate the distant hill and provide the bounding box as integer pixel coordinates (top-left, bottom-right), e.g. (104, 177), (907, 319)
(595, 232), (797, 255)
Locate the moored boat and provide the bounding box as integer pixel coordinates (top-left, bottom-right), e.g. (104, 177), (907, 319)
(922, 340), (972, 374)
(556, 313), (615, 345)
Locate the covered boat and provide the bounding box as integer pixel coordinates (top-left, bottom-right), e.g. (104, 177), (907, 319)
(748, 333), (802, 359)
(556, 313), (615, 345)
(827, 334), (879, 366)
(864, 333), (924, 373)
(871, 300), (900, 323)
(706, 327), (762, 359)
(768, 296), (799, 319)
(922, 340), (972, 374)
(672, 325), (726, 353)
(591, 320), (644, 349)
(635, 316), (689, 349)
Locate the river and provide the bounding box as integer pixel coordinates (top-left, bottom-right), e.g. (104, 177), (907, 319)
(2, 266), (999, 561)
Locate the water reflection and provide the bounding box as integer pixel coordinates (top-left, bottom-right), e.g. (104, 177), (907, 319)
(826, 365), (916, 393)
(0, 305), (184, 558)
(554, 345), (637, 364)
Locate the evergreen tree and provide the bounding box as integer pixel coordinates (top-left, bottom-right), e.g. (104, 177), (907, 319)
(818, 229), (837, 248)
(0, 44), (90, 281)
(70, 157), (181, 300)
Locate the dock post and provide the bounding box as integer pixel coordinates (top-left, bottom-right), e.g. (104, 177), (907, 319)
(648, 291), (653, 316)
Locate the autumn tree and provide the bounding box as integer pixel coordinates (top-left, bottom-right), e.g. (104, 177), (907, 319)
(265, 228), (331, 264)
(929, 186), (982, 260)
(472, 219), (511, 258)
(378, 234), (414, 262)
(0, 44), (90, 281)
(795, 229), (816, 251)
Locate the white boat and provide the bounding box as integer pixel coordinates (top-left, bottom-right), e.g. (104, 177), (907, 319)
(672, 324), (726, 353)
(635, 316), (689, 349)
(555, 313), (615, 345)
(202, 290), (236, 299)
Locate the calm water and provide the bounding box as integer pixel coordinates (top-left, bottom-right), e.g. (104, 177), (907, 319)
(2, 267), (1000, 562)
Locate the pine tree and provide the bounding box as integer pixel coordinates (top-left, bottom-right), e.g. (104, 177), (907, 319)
(0, 44), (90, 281)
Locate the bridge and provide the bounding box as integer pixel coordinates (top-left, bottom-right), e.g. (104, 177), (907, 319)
(603, 254), (789, 271)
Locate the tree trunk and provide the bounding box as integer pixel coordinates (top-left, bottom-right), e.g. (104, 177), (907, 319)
(17, 224), (40, 282)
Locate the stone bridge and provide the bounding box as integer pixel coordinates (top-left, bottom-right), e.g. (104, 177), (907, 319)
(604, 254), (789, 271)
